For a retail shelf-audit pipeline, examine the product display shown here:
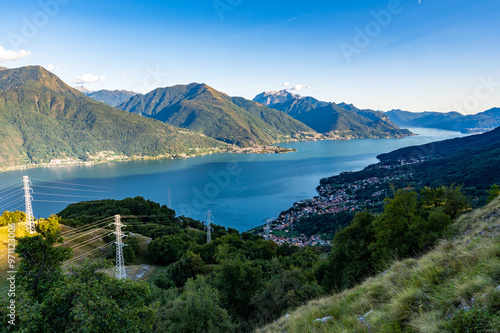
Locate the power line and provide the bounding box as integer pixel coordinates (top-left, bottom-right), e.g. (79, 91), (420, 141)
(33, 192), (107, 199)
(0, 197), (25, 212)
(60, 216), (115, 236)
(62, 241), (115, 266)
(31, 184), (110, 193)
(94, 248), (115, 260)
(67, 232), (113, 251)
(63, 243), (114, 266)
(33, 199), (88, 204)
(10, 203), (25, 212)
(0, 178), (22, 191)
(0, 185), (22, 197)
(0, 189), (24, 202)
(30, 177), (113, 189)
(56, 227), (109, 247)
(60, 223), (111, 239)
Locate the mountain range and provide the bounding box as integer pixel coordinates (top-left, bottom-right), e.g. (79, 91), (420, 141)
(386, 108), (500, 133)
(253, 90), (412, 139)
(75, 86), (137, 106)
(84, 89), (136, 107)
(255, 90), (500, 135)
(5, 65), (497, 171)
(117, 83), (316, 147)
(0, 66), (228, 169)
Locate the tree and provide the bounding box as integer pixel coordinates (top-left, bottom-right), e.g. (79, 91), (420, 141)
(419, 185), (469, 220)
(0, 210), (26, 226)
(371, 189), (426, 262)
(214, 257), (263, 322)
(320, 211), (376, 292)
(166, 251), (206, 287)
(16, 222), (71, 301)
(164, 275), (235, 333)
(37, 215), (63, 236)
(250, 267), (323, 326)
(148, 234), (193, 265)
(5, 258), (156, 332)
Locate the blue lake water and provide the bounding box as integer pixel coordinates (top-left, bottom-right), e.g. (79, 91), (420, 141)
(0, 128), (466, 231)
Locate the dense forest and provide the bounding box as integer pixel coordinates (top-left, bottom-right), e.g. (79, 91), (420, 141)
(1, 185), (487, 332)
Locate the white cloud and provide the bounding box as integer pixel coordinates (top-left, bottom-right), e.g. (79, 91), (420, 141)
(46, 64), (58, 71)
(120, 72), (128, 76)
(282, 82), (291, 87)
(305, 85), (312, 89)
(0, 46), (30, 62)
(74, 73), (107, 84)
(290, 84), (304, 91)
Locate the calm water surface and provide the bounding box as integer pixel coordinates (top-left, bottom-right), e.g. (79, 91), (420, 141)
(0, 128), (466, 231)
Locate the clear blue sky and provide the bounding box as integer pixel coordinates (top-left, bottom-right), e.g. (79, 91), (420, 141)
(0, 0), (499, 113)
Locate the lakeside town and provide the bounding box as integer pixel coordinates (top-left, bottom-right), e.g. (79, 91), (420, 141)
(257, 157), (426, 246)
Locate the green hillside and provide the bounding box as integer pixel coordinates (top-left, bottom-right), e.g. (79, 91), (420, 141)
(0, 66), (229, 169)
(258, 197), (500, 333)
(117, 83), (316, 147)
(295, 103), (412, 138)
(85, 89), (137, 106)
(253, 90), (412, 139)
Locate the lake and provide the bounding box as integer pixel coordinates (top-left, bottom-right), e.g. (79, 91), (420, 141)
(0, 128), (466, 231)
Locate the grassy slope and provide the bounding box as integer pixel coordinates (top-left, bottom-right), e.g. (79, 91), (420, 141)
(0, 66), (229, 168)
(0, 223), (29, 291)
(258, 197), (500, 333)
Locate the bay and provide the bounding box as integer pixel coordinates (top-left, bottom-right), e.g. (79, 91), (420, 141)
(0, 128), (466, 231)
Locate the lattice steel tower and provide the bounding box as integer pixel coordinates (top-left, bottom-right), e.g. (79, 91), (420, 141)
(264, 218), (272, 240)
(22, 176), (35, 234)
(112, 214), (127, 279)
(205, 211), (213, 243)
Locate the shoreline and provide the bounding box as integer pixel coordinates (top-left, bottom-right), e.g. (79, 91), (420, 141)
(0, 145), (297, 175)
(0, 132), (414, 175)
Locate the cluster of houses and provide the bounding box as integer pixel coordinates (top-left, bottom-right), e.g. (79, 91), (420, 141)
(260, 233), (331, 248)
(261, 162), (419, 246)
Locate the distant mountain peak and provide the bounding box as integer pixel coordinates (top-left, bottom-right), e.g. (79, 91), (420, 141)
(85, 88), (137, 107)
(254, 90), (304, 105)
(338, 102), (359, 111)
(74, 85), (92, 93)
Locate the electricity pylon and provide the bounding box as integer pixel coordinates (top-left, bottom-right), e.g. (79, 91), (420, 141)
(111, 214), (127, 279)
(264, 218), (273, 240)
(205, 211), (213, 243)
(22, 176), (35, 234)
